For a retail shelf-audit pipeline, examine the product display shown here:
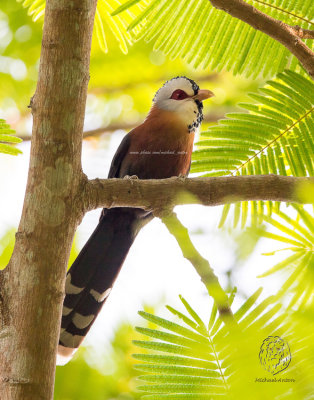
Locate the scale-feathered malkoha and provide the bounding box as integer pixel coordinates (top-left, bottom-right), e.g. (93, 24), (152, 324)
(57, 76), (214, 364)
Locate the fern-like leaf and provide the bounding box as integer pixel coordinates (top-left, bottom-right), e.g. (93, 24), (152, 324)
(191, 70), (314, 227)
(258, 205), (314, 309)
(16, 0), (143, 53)
(134, 292), (314, 399)
(0, 120), (22, 156)
(113, 0), (313, 78)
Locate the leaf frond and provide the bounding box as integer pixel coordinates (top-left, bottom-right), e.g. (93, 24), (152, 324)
(133, 294), (313, 398)
(192, 70), (314, 228)
(0, 120), (22, 156)
(113, 0), (314, 77)
(257, 206), (314, 308)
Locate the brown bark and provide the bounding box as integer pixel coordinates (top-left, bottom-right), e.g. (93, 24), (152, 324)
(83, 175), (314, 213)
(0, 1), (97, 399)
(291, 26), (314, 40)
(209, 0), (314, 79)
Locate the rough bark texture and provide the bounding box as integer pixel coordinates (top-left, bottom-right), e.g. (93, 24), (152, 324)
(209, 0), (314, 79)
(83, 175), (314, 212)
(0, 1), (97, 399)
(291, 27), (314, 39)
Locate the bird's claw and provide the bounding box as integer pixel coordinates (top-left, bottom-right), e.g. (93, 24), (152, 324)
(123, 175), (139, 180)
(171, 174), (186, 180)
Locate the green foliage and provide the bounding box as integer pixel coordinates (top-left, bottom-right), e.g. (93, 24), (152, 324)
(0, 119), (22, 155)
(17, 0), (314, 78)
(4, 2), (255, 137)
(233, 224), (267, 262)
(0, 228), (79, 270)
(258, 205), (314, 309)
(67, 235), (80, 269)
(113, 0), (314, 77)
(55, 305), (164, 399)
(191, 70), (314, 227)
(0, 2), (42, 112)
(193, 71), (314, 177)
(134, 294), (314, 399)
(94, 0), (136, 55)
(16, 0), (143, 54)
(0, 228), (16, 269)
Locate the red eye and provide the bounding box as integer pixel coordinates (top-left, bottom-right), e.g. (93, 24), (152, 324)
(170, 89), (189, 100)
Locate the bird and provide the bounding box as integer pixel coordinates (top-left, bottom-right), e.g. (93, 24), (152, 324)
(57, 76), (214, 365)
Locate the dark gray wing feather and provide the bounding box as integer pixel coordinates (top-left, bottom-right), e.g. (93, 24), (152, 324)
(107, 133), (131, 178)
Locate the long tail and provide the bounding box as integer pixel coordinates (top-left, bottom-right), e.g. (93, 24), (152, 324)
(57, 207), (152, 364)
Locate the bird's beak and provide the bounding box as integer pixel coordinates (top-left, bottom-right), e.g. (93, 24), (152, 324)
(193, 89), (215, 101)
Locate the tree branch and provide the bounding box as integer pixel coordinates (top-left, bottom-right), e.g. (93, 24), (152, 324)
(209, 0), (314, 79)
(291, 26), (314, 40)
(161, 211), (234, 323)
(82, 175), (314, 213)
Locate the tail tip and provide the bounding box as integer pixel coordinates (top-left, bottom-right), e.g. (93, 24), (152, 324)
(56, 344), (78, 366)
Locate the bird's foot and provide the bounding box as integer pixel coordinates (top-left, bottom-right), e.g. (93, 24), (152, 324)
(153, 206), (174, 219)
(170, 174), (187, 181)
(123, 175), (139, 180)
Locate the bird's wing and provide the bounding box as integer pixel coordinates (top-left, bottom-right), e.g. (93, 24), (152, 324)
(107, 132), (131, 178)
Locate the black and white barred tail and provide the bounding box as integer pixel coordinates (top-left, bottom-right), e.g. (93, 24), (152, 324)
(57, 207), (152, 365)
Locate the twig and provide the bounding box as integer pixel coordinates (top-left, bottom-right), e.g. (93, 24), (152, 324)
(252, 0), (313, 26)
(209, 0), (314, 78)
(161, 211), (234, 323)
(18, 112), (224, 141)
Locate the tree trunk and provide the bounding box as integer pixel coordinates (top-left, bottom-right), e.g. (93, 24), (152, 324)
(0, 1), (97, 398)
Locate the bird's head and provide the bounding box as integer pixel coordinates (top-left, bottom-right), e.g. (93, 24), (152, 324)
(153, 76), (214, 132)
